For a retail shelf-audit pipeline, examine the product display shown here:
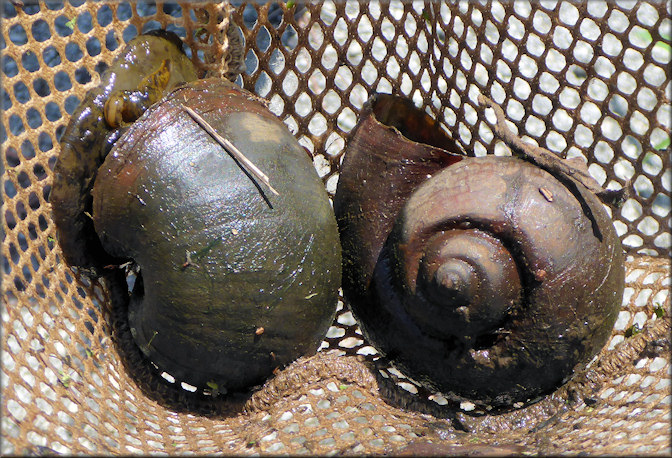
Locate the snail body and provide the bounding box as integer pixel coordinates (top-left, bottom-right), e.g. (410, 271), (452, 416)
(52, 32), (341, 391)
(335, 94), (624, 408)
(51, 30), (198, 271)
(103, 58), (173, 128)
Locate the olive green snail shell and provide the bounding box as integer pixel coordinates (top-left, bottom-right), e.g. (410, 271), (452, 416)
(51, 30), (341, 392)
(92, 78), (341, 390)
(334, 94), (624, 409)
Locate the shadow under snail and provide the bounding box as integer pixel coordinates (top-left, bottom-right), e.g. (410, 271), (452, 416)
(334, 94), (625, 409)
(51, 31), (341, 391)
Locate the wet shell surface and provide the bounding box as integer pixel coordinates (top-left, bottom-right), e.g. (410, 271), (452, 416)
(51, 30), (341, 391)
(91, 78), (341, 390)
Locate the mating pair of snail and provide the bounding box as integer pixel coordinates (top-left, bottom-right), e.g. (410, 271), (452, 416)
(51, 31), (624, 408)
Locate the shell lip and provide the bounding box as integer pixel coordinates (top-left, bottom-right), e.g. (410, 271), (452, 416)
(143, 29), (187, 55)
(363, 92), (465, 157)
(169, 77), (271, 108)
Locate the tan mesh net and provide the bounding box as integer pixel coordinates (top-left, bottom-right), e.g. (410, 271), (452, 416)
(2, 1), (670, 455)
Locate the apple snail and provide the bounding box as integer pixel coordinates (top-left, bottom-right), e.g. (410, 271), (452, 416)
(334, 94), (625, 408)
(51, 31), (341, 391)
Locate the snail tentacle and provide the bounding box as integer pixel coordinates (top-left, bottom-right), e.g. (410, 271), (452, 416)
(104, 59), (173, 128)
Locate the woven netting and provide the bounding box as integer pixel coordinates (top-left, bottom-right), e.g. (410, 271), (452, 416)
(2, 0), (671, 455)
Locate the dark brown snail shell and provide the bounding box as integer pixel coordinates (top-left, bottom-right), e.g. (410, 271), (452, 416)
(334, 94), (624, 408)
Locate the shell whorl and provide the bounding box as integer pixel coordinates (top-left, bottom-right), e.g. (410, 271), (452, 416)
(408, 228), (522, 339)
(367, 156), (623, 406)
